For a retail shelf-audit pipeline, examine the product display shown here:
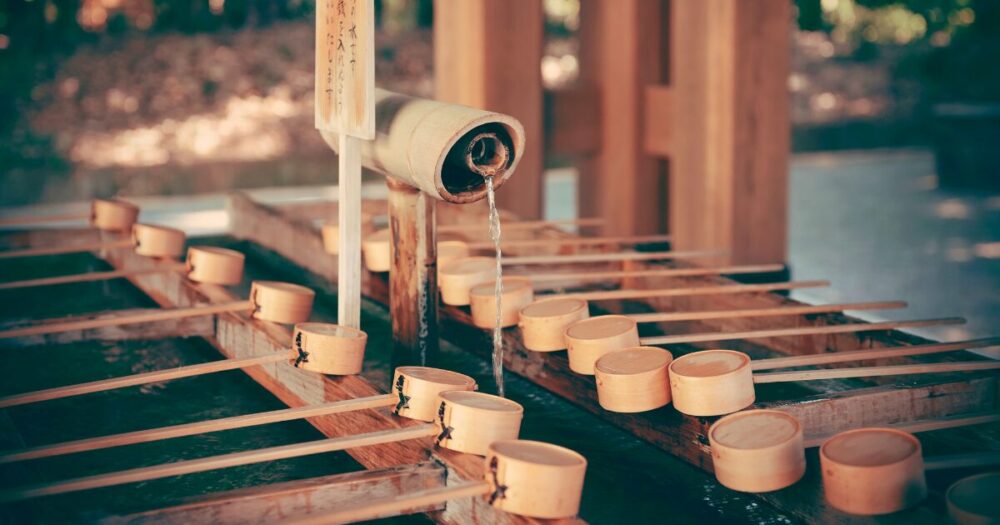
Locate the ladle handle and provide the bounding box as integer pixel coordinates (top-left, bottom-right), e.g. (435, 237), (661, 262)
(630, 300), (906, 324)
(753, 361), (1000, 384)
(0, 350), (296, 409)
(0, 424), (438, 502)
(465, 233), (673, 250)
(924, 451), (1000, 471)
(0, 300), (252, 340)
(0, 262), (187, 290)
(0, 393), (398, 464)
(561, 280), (829, 303)
(802, 413), (1000, 448)
(440, 217), (605, 232)
(643, 317), (964, 346)
(525, 263), (785, 284)
(752, 337), (1000, 371)
(288, 482), (492, 525)
(503, 249), (722, 266)
(0, 238), (133, 259)
(0, 211), (90, 227)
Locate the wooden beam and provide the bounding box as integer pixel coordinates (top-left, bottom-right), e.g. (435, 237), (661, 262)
(229, 197), (998, 525)
(670, 0), (791, 264)
(433, 0), (545, 219)
(102, 462), (446, 525)
(643, 86), (673, 157)
(101, 236), (553, 525)
(545, 87), (601, 157)
(577, 0), (668, 235)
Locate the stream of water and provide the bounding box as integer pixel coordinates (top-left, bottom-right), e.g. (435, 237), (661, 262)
(484, 176), (505, 397)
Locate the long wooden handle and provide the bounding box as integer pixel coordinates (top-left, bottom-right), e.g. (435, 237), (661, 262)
(0, 424), (438, 502)
(752, 337), (1000, 371)
(0, 300), (251, 340)
(802, 413), (1000, 448)
(440, 217), (605, 232)
(0, 238), (133, 259)
(924, 451), (1000, 471)
(629, 301), (907, 324)
(503, 249), (722, 265)
(560, 280), (829, 302)
(641, 317), (965, 346)
(525, 263), (785, 284)
(0, 263), (187, 290)
(0, 394), (397, 464)
(752, 360), (1000, 384)
(0, 212), (89, 227)
(465, 233), (672, 250)
(288, 482), (492, 525)
(0, 351), (295, 409)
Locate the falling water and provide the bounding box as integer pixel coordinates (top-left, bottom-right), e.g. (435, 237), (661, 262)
(484, 175), (505, 397)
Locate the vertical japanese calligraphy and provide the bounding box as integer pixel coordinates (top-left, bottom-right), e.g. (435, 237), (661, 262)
(315, 0), (374, 138)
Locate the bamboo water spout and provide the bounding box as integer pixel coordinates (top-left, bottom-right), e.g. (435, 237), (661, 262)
(321, 88), (526, 366)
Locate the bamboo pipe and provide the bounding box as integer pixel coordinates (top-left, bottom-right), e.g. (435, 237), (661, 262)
(0, 366), (471, 463)
(0, 389), (522, 502)
(287, 440), (587, 523)
(707, 410), (1000, 495)
(0, 280), (315, 340)
(0, 262), (186, 290)
(668, 341), (992, 416)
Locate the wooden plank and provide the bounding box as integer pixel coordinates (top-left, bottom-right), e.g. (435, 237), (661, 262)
(102, 462), (446, 525)
(545, 87), (601, 156)
(434, 0), (545, 219)
(0, 228), (100, 250)
(0, 307), (213, 347)
(577, 0), (667, 236)
(229, 197), (999, 524)
(643, 85), (673, 157)
(101, 236), (553, 525)
(670, 0), (790, 264)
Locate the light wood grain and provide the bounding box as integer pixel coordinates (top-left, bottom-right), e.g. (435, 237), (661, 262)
(338, 133), (363, 329)
(502, 249), (722, 265)
(0, 211), (88, 227)
(465, 234), (671, 250)
(526, 263), (784, 284)
(642, 318), (966, 346)
(802, 413), (1000, 448)
(0, 394), (396, 463)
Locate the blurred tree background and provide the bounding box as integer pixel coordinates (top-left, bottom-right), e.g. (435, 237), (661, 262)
(0, 0), (996, 198)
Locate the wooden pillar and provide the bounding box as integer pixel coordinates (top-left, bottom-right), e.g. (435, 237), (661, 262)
(433, 0), (544, 219)
(387, 180), (438, 368)
(670, 0), (790, 264)
(577, 0), (669, 236)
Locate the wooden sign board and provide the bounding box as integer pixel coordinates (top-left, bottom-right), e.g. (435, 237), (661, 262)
(315, 0), (375, 139)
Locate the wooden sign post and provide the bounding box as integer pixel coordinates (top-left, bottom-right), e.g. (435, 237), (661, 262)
(316, 0), (375, 329)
